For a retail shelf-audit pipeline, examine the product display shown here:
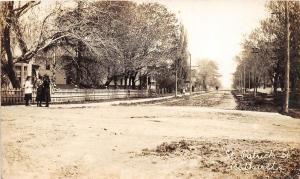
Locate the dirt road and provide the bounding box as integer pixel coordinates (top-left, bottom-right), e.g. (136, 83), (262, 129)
(148, 91), (237, 110)
(1, 91), (300, 178)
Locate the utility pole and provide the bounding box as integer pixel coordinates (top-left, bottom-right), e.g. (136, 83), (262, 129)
(189, 52), (192, 97)
(240, 73), (243, 92)
(252, 48), (259, 98)
(283, 1), (290, 113)
(0, 18), (2, 107)
(254, 64), (256, 98)
(238, 73), (241, 92)
(248, 71), (251, 90)
(243, 64), (246, 93)
(175, 61), (178, 97)
(0, 7), (2, 179)
(0, 3), (3, 107)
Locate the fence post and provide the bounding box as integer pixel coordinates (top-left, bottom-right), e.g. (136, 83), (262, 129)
(85, 89), (88, 101)
(106, 86), (109, 99)
(93, 89), (95, 101)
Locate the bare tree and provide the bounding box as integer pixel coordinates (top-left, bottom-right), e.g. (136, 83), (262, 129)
(195, 59), (220, 90)
(0, 1), (70, 88)
(55, 1), (183, 88)
(233, 1), (300, 110)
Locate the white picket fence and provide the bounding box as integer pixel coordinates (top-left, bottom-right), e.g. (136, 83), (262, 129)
(1, 88), (149, 105)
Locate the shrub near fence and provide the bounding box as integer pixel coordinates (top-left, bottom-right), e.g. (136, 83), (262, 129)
(1, 88), (149, 105)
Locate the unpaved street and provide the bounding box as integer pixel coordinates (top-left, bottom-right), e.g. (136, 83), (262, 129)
(1, 91), (300, 178)
(145, 91), (237, 110)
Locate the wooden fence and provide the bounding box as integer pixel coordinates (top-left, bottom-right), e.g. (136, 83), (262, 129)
(1, 88), (149, 105)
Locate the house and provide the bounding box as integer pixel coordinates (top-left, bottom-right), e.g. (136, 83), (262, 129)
(13, 54), (68, 89)
(12, 48), (158, 91)
(34, 55), (67, 85)
(14, 60), (36, 88)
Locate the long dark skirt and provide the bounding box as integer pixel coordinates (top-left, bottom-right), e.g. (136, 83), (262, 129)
(36, 87), (43, 101)
(43, 88), (51, 102)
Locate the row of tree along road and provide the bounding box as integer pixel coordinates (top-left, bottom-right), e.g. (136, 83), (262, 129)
(233, 1), (300, 112)
(1, 1), (191, 92)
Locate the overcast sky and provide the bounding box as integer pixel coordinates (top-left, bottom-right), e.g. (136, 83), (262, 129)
(43, 0), (268, 88)
(137, 0), (268, 88)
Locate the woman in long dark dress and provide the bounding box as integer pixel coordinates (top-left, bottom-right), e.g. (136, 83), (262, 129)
(36, 75), (43, 107)
(43, 75), (51, 107)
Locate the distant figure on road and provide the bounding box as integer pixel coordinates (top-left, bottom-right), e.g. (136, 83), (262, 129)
(24, 76), (33, 106)
(42, 75), (51, 107)
(216, 86), (219, 91)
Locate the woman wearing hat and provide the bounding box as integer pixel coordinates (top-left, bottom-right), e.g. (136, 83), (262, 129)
(42, 75), (51, 107)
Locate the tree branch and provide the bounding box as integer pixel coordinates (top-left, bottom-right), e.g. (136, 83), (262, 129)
(14, 1), (41, 17)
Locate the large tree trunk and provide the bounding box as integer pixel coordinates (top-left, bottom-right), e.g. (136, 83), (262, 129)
(128, 76), (132, 88)
(113, 75), (117, 89)
(263, 75), (266, 89)
(274, 73), (278, 95)
(124, 76), (128, 89)
(290, 74), (296, 93)
(131, 72), (138, 89)
(139, 75), (142, 90)
(75, 1), (83, 86)
(1, 1), (61, 89)
(202, 76), (206, 91)
(12, 16), (28, 55)
(1, 2), (20, 88)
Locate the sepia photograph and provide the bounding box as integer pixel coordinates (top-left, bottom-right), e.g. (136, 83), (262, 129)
(0, 0), (300, 178)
